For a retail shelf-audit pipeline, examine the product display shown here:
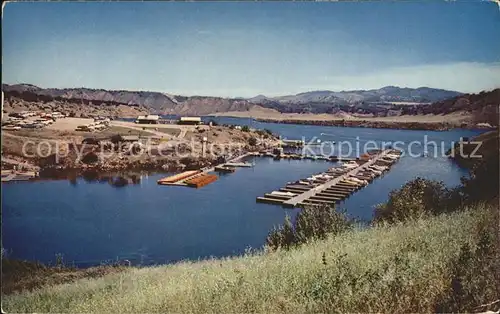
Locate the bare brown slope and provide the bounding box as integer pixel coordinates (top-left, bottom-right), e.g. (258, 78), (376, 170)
(402, 88), (500, 126)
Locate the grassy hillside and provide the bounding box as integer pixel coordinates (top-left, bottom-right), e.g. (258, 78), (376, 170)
(3, 203), (496, 313)
(402, 88), (500, 126)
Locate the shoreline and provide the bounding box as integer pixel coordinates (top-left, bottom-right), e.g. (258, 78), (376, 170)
(210, 110), (496, 131)
(1, 149), (263, 183)
(254, 118), (484, 131)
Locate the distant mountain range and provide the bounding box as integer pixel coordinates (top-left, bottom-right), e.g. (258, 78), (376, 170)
(2, 83), (463, 115)
(2, 84), (254, 116)
(247, 86), (463, 113)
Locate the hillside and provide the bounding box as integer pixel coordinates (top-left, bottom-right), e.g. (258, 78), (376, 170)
(3, 84), (462, 116)
(252, 86), (461, 106)
(2, 84), (255, 115)
(247, 86), (462, 115)
(2, 91), (149, 119)
(215, 88), (499, 129)
(402, 88), (500, 126)
(448, 130), (500, 168)
(2, 204), (496, 313)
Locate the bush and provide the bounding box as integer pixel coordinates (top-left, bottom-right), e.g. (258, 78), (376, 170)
(248, 137), (258, 146)
(266, 205), (352, 251)
(81, 152), (99, 164)
(110, 135), (122, 144)
(461, 150), (499, 203)
(373, 178), (461, 224)
(241, 125), (250, 132)
(255, 129), (272, 139)
(435, 221), (500, 312)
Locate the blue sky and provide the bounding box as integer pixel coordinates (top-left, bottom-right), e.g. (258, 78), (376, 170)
(2, 1), (500, 97)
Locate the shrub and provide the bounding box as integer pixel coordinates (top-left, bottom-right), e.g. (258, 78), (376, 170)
(241, 125), (250, 132)
(255, 129), (272, 139)
(81, 152), (99, 164)
(373, 177), (460, 224)
(248, 137), (258, 146)
(435, 222), (500, 312)
(266, 205), (352, 251)
(110, 135), (122, 144)
(461, 150), (499, 203)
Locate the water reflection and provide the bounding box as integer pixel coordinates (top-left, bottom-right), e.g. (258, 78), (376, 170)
(82, 171), (143, 187)
(38, 169), (146, 188)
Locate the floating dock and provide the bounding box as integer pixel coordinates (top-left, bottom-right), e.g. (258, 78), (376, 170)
(223, 162), (253, 168)
(1, 170), (38, 182)
(185, 174), (218, 188)
(157, 170), (201, 185)
(157, 152), (256, 188)
(256, 149), (402, 208)
(215, 165), (236, 173)
(256, 152), (357, 162)
(157, 170), (219, 188)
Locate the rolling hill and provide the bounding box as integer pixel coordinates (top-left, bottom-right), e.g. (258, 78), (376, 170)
(2, 84), (463, 116)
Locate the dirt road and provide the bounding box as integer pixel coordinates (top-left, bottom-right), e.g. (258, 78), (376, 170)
(109, 121), (193, 139)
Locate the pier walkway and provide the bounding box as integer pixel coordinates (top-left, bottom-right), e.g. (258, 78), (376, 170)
(282, 149), (393, 207)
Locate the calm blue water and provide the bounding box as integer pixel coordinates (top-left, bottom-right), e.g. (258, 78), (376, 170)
(2, 117), (483, 267)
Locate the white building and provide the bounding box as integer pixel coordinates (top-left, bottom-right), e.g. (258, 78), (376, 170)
(135, 115), (160, 124)
(178, 117), (201, 125)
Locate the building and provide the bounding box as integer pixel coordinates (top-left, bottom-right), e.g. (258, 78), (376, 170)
(178, 117), (202, 125)
(51, 112), (65, 119)
(119, 135), (140, 142)
(135, 115), (160, 124)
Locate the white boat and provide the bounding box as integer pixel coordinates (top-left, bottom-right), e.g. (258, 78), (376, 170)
(342, 164), (358, 169)
(384, 154), (400, 159)
(367, 168), (382, 175)
(348, 177), (368, 185)
(271, 191), (296, 197)
(369, 165), (388, 171)
(342, 179), (360, 186)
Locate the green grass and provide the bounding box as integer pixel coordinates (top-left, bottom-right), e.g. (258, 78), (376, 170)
(2, 204), (496, 313)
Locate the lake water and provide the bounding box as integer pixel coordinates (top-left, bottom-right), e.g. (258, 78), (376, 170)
(2, 117), (483, 266)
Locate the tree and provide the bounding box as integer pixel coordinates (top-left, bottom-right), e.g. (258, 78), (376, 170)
(461, 150), (499, 203)
(81, 152), (99, 164)
(373, 177), (457, 224)
(248, 137), (258, 146)
(266, 205), (351, 251)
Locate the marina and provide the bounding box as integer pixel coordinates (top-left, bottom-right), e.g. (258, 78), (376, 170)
(156, 152), (255, 187)
(2, 116), (480, 266)
(257, 149), (402, 208)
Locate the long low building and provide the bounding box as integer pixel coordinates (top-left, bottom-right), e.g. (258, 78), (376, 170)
(178, 117), (201, 125)
(135, 115), (160, 124)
